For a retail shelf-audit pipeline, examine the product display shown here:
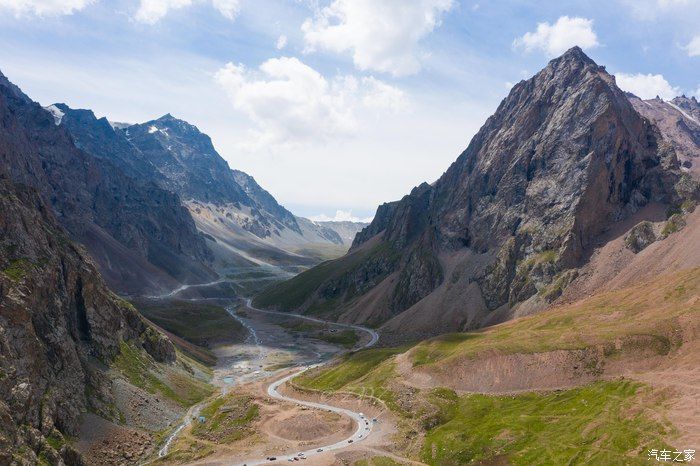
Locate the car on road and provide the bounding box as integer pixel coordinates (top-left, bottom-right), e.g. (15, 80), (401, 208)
(348, 439), (353, 443)
(317, 449), (323, 452)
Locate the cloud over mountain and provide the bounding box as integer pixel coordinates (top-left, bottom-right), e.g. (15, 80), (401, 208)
(301, 0), (454, 76)
(214, 56), (405, 147)
(513, 16), (599, 57)
(615, 72), (681, 100)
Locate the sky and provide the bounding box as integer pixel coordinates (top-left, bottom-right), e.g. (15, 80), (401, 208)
(0, 0), (698, 221)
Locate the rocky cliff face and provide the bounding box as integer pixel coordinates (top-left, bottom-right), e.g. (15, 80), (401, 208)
(0, 73), (215, 296)
(124, 115), (304, 237)
(255, 48), (685, 338)
(628, 94), (700, 177)
(122, 115), (362, 270)
(0, 174), (174, 464)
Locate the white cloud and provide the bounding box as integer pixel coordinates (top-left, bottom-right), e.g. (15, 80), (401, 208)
(615, 72), (681, 100)
(214, 56), (405, 147)
(310, 210), (373, 223)
(686, 35), (700, 57)
(211, 0), (240, 19)
(135, 0), (240, 24)
(513, 16), (599, 57)
(621, 0), (699, 20)
(301, 0), (454, 76)
(0, 0), (94, 16)
(276, 34), (288, 50)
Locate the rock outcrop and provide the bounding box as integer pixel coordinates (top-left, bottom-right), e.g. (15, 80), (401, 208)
(255, 48), (686, 339)
(0, 74), (215, 296)
(0, 175), (174, 465)
(122, 115), (365, 270)
(628, 94), (700, 176)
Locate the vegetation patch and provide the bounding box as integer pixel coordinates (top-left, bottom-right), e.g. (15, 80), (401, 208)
(660, 214), (686, 239)
(191, 393), (259, 444)
(2, 258), (33, 282)
(296, 347), (406, 392)
(156, 438), (215, 463)
(253, 241), (398, 312)
(113, 342), (213, 407)
(134, 300), (246, 348)
(316, 329), (360, 348)
(411, 268), (699, 367)
(421, 380), (675, 466)
(354, 457), (405, 466)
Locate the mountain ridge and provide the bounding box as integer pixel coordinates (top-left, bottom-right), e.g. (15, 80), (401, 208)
(254, 47), (695, 340)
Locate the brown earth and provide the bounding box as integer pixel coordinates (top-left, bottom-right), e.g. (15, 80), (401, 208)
(76, 414), (156, 466)
(263, 410), (353, 442)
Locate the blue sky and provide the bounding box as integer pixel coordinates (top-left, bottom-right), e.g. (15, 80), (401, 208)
(1, 0), (698, 220)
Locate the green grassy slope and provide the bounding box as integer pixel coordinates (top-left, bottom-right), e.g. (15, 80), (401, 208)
(113, 342), (213, 407)
(412, 267), (699, 367)
(253, 241), (397, 314)
(422, 381), (673, 465)
(292, 269), (699, 465)
(135, 299), (246, 347)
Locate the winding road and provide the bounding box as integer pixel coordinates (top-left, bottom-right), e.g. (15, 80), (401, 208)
(233, 298), (380, 466)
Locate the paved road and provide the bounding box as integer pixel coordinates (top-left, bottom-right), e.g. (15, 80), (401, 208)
(233, 299), (380, 466)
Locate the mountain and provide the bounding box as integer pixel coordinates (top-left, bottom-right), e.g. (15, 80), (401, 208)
(254, 47), (696, 340)
(0, 172), (176, 464)
(0, 75), (216, 296)
(122, 115), (368, 274)
(627, 94), (700, 176)
(314, 220), (370, 245)
(47, 100), (363, 295)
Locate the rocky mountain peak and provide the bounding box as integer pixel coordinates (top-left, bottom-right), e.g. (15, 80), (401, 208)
(672, 95), (700, 120)
(258, 48), (685, 339)
(550, 45), (596, 68)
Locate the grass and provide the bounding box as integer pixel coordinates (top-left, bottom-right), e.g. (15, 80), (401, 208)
(134, 300), (246, 347)
(317, 329), (360, 348)
(421, 380), (675, 466)
(660, 214), (685, 238)
(155, 438), (215, 464)
(45, 432), (65, 451)
(253, 241), (398, 311)
(278, 320), (320, 332)
(411, 268), (699, 367)
(191, 393), (259, 444)
(296, 347), (406, 392)
(354, 457), (405, 466)
(113, 342), (213, 407)
(2, 258), (33, 282)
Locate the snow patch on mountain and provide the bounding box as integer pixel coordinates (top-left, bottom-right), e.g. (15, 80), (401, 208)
(45, 105), (64, 125)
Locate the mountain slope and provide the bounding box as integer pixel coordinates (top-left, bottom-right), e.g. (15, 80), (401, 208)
(295, 267), (700, 464)
(0, 73), (215, 295)
(255, 48), (690, 339)
(123, 115), (367, 274)
(628, 94), (700, 176)
(0, 174), (177, 464)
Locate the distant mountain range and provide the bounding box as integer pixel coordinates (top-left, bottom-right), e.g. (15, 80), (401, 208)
(254, 47), (699, 340)
(1, 47), (698, 465)
(6, 85), (367, 296)
(0, 67), (366, 463)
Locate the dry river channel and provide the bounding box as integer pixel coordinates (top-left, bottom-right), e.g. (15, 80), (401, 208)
(155, 294), (379, 465)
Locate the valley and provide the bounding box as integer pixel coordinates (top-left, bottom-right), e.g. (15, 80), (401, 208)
(127, 288), (403, 466)
(1, 9), (699, 465)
